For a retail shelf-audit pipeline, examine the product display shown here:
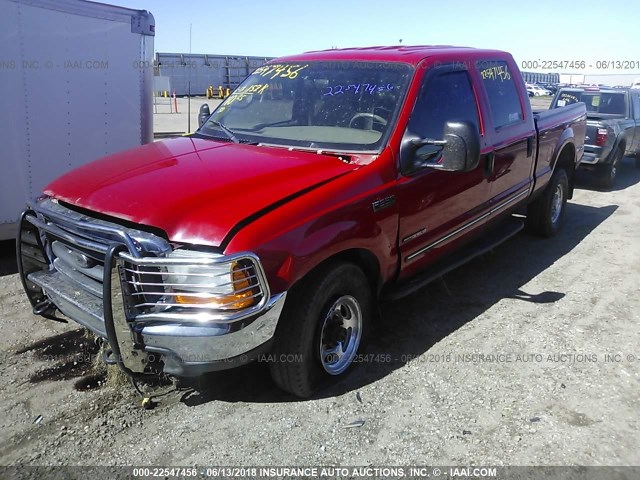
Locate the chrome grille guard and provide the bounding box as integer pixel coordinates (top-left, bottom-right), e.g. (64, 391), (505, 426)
(20, 197), (272, 375)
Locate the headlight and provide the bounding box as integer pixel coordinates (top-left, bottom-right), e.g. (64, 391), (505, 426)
(163, 249), (258, 310)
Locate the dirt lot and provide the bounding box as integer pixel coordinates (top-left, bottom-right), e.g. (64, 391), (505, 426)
(1, 98), (639, 467)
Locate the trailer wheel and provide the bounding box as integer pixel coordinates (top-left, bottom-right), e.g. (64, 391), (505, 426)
(598, 146), (623, 189)
(526, 168), (569, 238)
(269, 261), (372, 398)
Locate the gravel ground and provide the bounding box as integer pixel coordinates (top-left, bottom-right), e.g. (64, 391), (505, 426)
(1, 107), (639, 466)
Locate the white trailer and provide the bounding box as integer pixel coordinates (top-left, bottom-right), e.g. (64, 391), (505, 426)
(0, 0), (155, 240)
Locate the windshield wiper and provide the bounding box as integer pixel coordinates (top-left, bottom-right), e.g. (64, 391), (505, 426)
(208, 120), (239, 143)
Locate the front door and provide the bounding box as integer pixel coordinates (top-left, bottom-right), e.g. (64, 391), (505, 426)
(396, 64), (493, 279)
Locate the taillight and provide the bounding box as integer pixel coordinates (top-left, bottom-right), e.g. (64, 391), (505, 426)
(596, 128), (608, 146)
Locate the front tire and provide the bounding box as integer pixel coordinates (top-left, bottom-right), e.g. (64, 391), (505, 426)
(526, 168), (569, 237)
(269, 262), (373, 398)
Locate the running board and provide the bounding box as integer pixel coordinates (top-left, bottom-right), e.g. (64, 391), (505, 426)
(382, 217), (524, 301)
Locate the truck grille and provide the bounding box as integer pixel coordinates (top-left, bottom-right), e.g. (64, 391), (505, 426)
(51, 240), (105, 296)
(22, 197), (271, 336)
(22, 198), (171, 335)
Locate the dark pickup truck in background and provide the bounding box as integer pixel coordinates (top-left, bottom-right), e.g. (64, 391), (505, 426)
(18, 46), (586, 397)
(551, 87), (640, 188)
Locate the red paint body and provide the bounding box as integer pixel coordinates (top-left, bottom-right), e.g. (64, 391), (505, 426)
(43, 46), (586, 295)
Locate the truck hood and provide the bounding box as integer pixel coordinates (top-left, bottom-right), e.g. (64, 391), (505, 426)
(44, 137), (358, 246)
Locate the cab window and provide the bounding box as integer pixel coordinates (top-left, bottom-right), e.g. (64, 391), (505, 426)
(407, 68), (480, 140)
(477, 60), (523, 129)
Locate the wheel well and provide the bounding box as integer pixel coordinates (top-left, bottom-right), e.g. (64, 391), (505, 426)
(555, 143), (576, 199)
(335, 249), (381, 290)
(297, 249), (381, 295)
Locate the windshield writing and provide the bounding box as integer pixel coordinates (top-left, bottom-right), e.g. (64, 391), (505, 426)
(199, 61), (413, 151)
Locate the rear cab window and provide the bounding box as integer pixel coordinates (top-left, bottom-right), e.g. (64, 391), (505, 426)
(555, 90), (627, 115)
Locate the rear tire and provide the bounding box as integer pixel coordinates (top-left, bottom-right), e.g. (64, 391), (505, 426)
(269, 262), (373, 398)
(598, 146), (623, 189)
(526, 168), (569, 238)
(635, 155), (640, 169)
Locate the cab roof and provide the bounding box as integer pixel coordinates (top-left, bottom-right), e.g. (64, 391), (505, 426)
(272, 45), (510, 66)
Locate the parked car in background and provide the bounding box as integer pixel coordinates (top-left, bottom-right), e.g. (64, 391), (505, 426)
(18, 46), (586, 397)
(527, 84), (550, 96)
(551, 87), (640, 188)
(539, 83), (559, 95)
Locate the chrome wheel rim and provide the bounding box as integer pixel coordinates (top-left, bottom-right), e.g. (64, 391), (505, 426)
(319, 295), (362, 375)
(550, 183), (564, 224)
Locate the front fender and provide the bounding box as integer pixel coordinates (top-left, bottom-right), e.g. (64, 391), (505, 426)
(224, 163), (400, 294)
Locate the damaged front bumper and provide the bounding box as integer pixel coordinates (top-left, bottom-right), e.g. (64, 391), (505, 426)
(17, 197), (286, 377)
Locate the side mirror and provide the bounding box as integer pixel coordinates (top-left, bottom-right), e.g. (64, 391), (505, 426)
(198, 104), (211, 128)
(412, 121), (480, 172)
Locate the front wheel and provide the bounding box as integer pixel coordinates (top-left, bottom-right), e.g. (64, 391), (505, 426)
(269, 262), (373, 398)
(526, 168), (569, 237)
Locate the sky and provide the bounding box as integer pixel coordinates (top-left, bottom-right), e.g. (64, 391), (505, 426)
(112, 0), (640, 76)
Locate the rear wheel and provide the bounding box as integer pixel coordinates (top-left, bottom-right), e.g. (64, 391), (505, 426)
(598, 146), (623, 189)
(526, 168), (569, 237)
(269, 262), (373, 398)
(635, 155), (640, 169)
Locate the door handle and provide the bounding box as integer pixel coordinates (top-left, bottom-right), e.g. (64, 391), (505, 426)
(484, 152), (495, 178)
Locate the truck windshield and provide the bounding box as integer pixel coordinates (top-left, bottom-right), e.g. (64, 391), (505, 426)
(556, 90), (626, 115)
(198, 61), (413, 152)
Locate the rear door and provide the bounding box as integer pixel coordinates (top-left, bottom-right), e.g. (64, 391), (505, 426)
(474, 59), (536, 213)
(396, 63), (492, 276)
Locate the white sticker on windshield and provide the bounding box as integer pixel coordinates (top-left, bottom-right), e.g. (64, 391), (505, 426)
(557, 100), (566, 107)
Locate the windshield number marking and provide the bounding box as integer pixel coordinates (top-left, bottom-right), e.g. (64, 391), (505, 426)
(323, 83), (394, 96)
(559, 93), (579, 104)
(253, 64), (309, 80)
(223, 84), (270, 105)
(480, 65), (511, 82)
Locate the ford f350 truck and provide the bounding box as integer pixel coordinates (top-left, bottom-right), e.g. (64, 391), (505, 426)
(17, 46), (586, 397)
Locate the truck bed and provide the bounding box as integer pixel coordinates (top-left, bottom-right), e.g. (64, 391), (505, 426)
(530, 103), (587, 194)
(533, 103), (587, 133)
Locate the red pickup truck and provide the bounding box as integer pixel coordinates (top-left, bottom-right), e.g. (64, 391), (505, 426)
(17, 46), (586, 397)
